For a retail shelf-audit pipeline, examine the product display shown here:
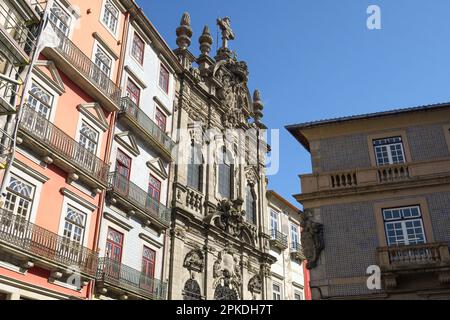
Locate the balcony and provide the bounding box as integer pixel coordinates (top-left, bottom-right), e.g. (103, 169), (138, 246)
(108, 172), (171, 229)
(42, 23), (121, 112)
(0, 209), (98, 279)
(24, 0), (46, 19)
(0, 127), (13, 169)
(377, 242), (450, 289)
(119, 97), (174, 161)
(269, 229), (288, 250)
(290, 242), (306, 262)
(0, 75), (21, 115)
(0, 1), (38, 65)
(299, 158), (450, 200)
(18, 104), (110, 189)
(96, 257), (167, 300)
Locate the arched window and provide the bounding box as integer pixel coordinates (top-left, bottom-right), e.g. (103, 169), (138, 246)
(187, 142), (202, 191)
(218, 147), (232, 198)
(246, 185), (256, 224)
(183, 279), (202, 300)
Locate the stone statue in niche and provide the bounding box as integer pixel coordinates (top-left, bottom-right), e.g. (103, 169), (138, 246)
(300, 210), (324, 269)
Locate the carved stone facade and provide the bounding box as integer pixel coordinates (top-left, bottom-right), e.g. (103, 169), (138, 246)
(167, 13), (276, 300)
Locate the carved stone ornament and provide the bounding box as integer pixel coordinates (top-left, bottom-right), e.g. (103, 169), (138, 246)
(183, 249), (204, 273)
(215, 199), (245, 237)
(213, 249), (242, 286)
(247, 275), (262, 295)
(300, 210), (324, 270)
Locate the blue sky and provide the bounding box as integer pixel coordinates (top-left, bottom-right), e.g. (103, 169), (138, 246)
(139, 0), (450, 207)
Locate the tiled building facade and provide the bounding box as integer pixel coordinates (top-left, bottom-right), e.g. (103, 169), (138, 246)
(287, 104), (450, 299)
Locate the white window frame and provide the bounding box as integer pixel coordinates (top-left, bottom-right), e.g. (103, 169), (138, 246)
(290, 223), (299, 247)
(57, 196), (93, 248)
(3, 175), (36, 222)
(5, 168), (44, 225)
(100, 0), (121, 38)
(272, 282), (282, 300)
(294, 289), (304, 300)
(74, 114), (104, 158)
(270, 210), (280, 235)
(92, 41), (115, 80)
(373, 136), (406, 166)
(48, 0), (74, 37)
(383, 205), (426, 246)
(27, 78), (59, 122)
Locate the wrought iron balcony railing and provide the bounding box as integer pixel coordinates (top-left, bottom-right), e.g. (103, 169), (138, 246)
(109, 172), (171, 226)
(120, 97), (174, 159)
(97, 257), (167, 300)
(19, 104), (110, 185)
(0, 76), (21, 114)
(290, 242), (306, 261)
(270, 229), (288, 250)
(0, 209), (98, 276)
(28, 0), (46, 16)
(50, 22), (121, 107)
(0, 1), (38, 63)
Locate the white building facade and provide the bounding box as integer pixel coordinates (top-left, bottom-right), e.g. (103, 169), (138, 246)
(95, 8), (181, 300)
(267, 190), (306, 300)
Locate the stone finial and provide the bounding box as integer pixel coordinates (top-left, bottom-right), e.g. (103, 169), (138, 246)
(253, 90), (264, 122)
(199, 26), (213, 56)
(176, 12), (193, 49)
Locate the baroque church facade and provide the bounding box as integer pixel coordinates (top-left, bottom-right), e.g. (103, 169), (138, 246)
(166, 13), (276, 300)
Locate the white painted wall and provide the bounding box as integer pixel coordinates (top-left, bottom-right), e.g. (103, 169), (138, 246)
(268, 199), (305, 300)
(97, 22), (176, 285)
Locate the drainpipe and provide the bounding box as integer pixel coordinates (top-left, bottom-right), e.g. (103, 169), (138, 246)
(87, 8), (130, 300)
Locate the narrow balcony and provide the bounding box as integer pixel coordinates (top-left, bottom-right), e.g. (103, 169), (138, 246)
(0, 127), (13, 169)
(0, 75), (21, 115)
(377, 242), (450, 289)
(0, 209), (98, 279)
(269, 229), (288, 251)
(290, 242), (306, 262)
(0, 1), (38, 65)
(119, 97), (174, 161)
(18, 104), (110, 190)
(24, 0), (46, 19)
(96, 257), (167, 300)
(42, 23), (121, 112)
(108, 172), (171, 229)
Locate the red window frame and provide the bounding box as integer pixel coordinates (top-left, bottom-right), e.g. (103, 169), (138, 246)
(105, 227), (124, 262)
(158, 64), (170, 93)
(126, 78), (141, 107)
(155, 108), (167, 132)
(142, 246), (156, 279)
(131, 32), (145, 64)
(148, 175), (161, 202)
(115, 149), (132, 194)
